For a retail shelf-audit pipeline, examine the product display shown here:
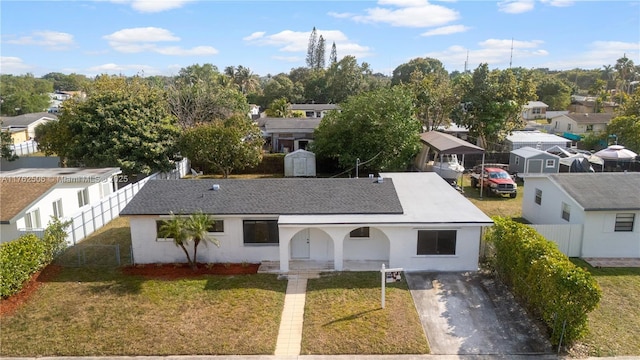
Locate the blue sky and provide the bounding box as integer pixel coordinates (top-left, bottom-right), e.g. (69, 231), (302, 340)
(1, 0), (639, 78)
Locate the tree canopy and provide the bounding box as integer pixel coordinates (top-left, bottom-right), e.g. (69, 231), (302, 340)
(37, 75), (180, 175)
(312, 86), (421, 173)
(178, 115), (264, 178)
(0, 74), (53, 116)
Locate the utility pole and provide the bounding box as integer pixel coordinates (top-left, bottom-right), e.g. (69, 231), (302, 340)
(509, 37), (514, 68)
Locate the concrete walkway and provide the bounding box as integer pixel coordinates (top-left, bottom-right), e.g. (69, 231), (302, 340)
(274, 271), (321, 356)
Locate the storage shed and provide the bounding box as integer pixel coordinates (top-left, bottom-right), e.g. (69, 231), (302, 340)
(284, 149), (316, 177)
(505, 131), (571, 151)
(509, 146), (560, 175)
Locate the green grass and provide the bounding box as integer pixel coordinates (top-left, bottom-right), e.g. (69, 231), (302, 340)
(302, 272), (429, 355)
(569, 259), (640, 356)
(0, 268), (286, 356)
(460, 174), (524, 219)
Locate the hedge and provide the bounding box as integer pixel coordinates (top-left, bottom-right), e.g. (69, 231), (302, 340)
(0, 217), (69, 299)
(485, 217), (602, 345)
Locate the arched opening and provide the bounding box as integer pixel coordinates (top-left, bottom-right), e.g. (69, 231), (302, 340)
(288, 227), (334, 271)
(342, 226), (390, 271)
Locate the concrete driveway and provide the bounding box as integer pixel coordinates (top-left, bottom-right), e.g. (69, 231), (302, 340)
(406, 271), (554, 356)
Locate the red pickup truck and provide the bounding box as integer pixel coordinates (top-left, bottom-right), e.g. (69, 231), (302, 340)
(470, 166), (518, 198)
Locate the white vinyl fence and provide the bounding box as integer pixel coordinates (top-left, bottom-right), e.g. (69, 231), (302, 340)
(530, 224), (583, 257)
(64, 158), (190, 245)
(11, 140), (39, 156)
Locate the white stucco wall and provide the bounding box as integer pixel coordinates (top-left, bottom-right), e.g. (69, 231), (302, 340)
(581, 211), (640, 258)
(522, 177), (584, 225)
(129, 216), (281, 264)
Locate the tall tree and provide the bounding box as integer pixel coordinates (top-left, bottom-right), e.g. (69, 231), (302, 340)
(312, 86), (421, 172)
(178, 115), (264, 178)
(41, 72), (90, 91)
(406, 69), (459, 131)
(186, 211), (220, 269)
(306, 27), (318, 68)
(315, 35), (326, 70)
(325, 56), (366, 104)
(535, 77), (572, 110)
(261, 73), (304, 108)
(329, 42), (338, 66)
(391, 58), (447, 86)
(452, 64), (535, 150)
(38, 75), (180, 175)
(167, 63), (248, 129)
(614, 55), (635, 94)
(0, 74), (53, 116)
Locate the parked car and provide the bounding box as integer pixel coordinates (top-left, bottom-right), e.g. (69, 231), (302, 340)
(470, 166), (518, 198)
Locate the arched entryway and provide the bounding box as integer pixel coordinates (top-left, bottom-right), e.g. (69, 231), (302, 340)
(288, 228), (334, 270)
(342, 226), (390, 271)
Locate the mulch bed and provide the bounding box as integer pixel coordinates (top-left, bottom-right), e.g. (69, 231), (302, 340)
(0, 264), (62, 317)
(121, 262), (261, 279)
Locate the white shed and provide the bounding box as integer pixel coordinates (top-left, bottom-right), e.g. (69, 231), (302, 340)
(284, 149), (316, 177)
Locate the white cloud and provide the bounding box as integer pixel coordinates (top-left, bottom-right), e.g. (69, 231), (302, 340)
(244, 29), (372, 59)
(543, 41), (640, 70)
(422, 38), (548, 70)
(326, 11), (354, 19)
(329, 0), (459, 28)
(243, 32), (265, 41)
(540, 0), (574, 7)
(421, 25), (470, 36)
(86, 63), (160, 75)
(110, 0), (194, 13)
(0, 56), (33, 74)
(5, 30), (75, 50)
(103, 27), (217, 56)
(104, 27), (180, 44)
(497, 1), (535, 14)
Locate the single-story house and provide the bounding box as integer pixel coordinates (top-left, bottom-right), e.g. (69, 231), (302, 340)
(0, 167), (122, 242)
(0, 112), (58, 140)
(120, 172), (493, 273)
(260, 117), (321, 153)
(522, 101), (548, 120)
(290, 104), (339, 118)
(569, 96), (617, 114)
(550, 113), (613, 136)
(522, 173), (640, 258)
(505, 131), (572, 151)
(509, 147), (560, 175)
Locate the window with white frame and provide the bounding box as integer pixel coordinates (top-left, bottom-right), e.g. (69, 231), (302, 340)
(586, 124), (594, 132)
(207, 220), (224, 233)
(243, 220), (279, 245)
(614, 213), (635, 232)
(535, 189), (542, 205)
(417, 230), (456, 255)
(567, 124), (572, 131)
(77, 188), (89, 207)
(349, 227), (370, 238)
(24, 209), (42, 229)
(52, 199), (63, 218)
(545, 159), (555, 168)
(561, 202), (571, 221)
(156, 220), (173, 241)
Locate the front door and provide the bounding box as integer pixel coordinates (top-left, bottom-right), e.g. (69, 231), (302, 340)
(291, 229), (310, 259)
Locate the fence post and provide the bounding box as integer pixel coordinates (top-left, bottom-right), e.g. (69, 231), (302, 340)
(81, 211), (87, 240)
(115, 244), (121, 266)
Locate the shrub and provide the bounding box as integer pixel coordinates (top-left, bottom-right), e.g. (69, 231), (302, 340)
(0, 217), (70, 298)
(0, 234), (47, 298)
(485, 217), (602, 345)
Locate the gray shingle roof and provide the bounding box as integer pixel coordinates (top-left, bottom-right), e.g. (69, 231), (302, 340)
(121, 178), (403, 216)
(565, 113), (613, 125)
(549, 173), (640, 211)
(0, 112), (57, 127)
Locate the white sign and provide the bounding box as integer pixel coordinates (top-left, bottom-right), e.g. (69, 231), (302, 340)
(380, 264), (403, 308)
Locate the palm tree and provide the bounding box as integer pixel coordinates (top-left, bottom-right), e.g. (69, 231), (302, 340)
(158, 213), (192, 265)
(186, 211), (220, 269)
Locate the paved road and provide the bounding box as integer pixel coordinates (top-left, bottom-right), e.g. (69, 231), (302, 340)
(406, 272), (553, 356)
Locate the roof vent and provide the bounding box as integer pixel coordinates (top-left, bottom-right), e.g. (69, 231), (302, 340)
(212, 184), (220, 191)
(377, 176), (384, 183)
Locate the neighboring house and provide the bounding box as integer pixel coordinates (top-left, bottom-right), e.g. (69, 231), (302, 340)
(290, 104), (339, 118)
(509, 147), (560, 175)
(261, 117), (321, 153)
(522, 173), (640, 258)
(550, 113), (613, 136)
(435, 123), (470, 140)
(505, 131), (572, 151)
(569, 96), (617, 114)
(120, 172), (493, 273)
(3, 127), (29, 144)
(522, 101), (548, 120)
(0, 167), (122, 242)
(0, 112), (57, 140)
(545, 110), (569, 120)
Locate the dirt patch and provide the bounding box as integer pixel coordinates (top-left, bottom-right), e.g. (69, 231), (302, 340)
(0, 264), (62, 317)
(121, 262), (260, 279)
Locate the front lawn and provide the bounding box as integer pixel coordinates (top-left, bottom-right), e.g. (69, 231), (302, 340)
(570, 259), (640, 356)
(302, 272), (429, 354)
(0, 267), (286, 356)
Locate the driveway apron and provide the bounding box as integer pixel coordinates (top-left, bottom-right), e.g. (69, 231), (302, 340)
(406, 272), (553, 356)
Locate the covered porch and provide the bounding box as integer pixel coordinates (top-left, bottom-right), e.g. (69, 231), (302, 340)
(258, 260), (386, 274)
